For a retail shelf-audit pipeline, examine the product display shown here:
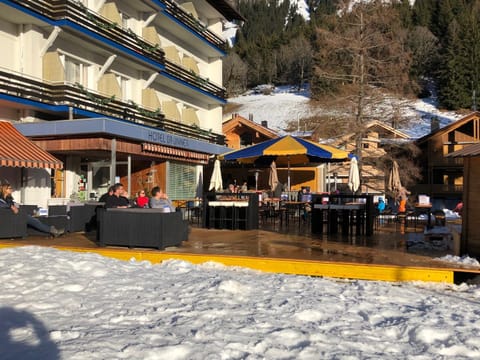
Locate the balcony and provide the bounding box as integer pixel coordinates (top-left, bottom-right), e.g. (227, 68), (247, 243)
(11, 0), (165, 64)
(162, 0), (227, 51)
(0, 69), (224, 144)
(9, 0), (226, 100)
(412, 184), (463, 196)
(164, 60), (225, 98)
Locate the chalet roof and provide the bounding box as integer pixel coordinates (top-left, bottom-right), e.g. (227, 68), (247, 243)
(416, 111), (480, 145)
(324, 120), (410, 144)
(446, 143), (480, 158)
(223, 114), (278, 139)
(206, 0), (245, 21)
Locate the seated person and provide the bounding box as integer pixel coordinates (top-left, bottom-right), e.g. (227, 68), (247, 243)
(149, 186), (175, 212)
(240, 181), (248, 193)
(226, 183), (237, 194)
(104, 183), (131, 208)
(98, 185), (114, 203)
(134, 189), (149, 208)
(0, 182), (64, 237)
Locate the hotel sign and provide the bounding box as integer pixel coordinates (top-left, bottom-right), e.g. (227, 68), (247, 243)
(146, 130), (190, 149)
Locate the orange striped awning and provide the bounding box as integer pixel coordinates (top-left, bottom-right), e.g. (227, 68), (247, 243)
(0, 121), (63, 169)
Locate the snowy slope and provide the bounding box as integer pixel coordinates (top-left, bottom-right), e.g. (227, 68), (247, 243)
(225, 86), (463, 139)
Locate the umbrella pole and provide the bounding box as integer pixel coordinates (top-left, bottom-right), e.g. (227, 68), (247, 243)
(287, 157), (291, 191)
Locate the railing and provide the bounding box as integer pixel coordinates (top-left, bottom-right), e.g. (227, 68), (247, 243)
(164, 60), (225, 98)
(430, 156), (464, 167)
(0, 69), (224, 144)
(412, 184), (463, 195)
(10, 0), (165, 64)
(162, 0), (227, 51)
(9, 0), (226, 99)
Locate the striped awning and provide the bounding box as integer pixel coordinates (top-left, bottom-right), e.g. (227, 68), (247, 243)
(142, 143), (210, 164)
(0, 121), (63, 169)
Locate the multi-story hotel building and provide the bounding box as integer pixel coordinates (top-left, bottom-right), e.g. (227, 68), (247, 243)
(0, 0), (243, 206)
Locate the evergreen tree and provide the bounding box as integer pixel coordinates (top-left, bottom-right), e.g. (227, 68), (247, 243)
(437, 19), (469, 109)
(460, 2), (480, 110)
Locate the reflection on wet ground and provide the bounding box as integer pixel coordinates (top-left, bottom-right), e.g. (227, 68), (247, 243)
(3, 217), (464, 269)
(173, 219), (461, 269)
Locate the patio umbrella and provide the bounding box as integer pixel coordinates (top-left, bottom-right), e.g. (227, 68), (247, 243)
(220, 135), (351, 190)
(387, 160), (402, 193)
(208, 159), (223, 191)
(348, 157), (360, 193)
(268, 161), (279, 192)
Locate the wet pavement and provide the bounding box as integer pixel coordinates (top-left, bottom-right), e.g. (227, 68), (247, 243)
(3, 216), (472, 271)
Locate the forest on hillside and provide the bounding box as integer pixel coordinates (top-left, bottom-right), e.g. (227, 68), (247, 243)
(224, 0), (480, 112)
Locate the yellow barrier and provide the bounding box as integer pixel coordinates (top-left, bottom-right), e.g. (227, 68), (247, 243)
(0, 242), (456, 283)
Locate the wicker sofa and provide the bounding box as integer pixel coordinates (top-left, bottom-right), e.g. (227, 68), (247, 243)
(97, 208), (188, 249)
(0, 208), (28, 238)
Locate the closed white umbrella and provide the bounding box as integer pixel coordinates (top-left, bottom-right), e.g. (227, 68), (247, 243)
(209, 159), (223, 191)
(268, 161), (279, 192)
(387, 160), (402, 193)
(348, 157), (360, 193)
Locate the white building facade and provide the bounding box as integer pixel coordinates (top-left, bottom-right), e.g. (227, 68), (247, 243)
(0, 0), (243, 206)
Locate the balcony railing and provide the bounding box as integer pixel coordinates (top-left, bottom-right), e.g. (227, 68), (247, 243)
(0, 69), (224, 144)
(162, 0), (227, 51)
(10, 0), (226, 99)
(164, 60), (225, 98)
(412, 184), (463, 196)
(10, 0), (165, 64)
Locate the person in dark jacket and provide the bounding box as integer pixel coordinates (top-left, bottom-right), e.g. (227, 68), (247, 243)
(0, 182), (64, 237)
(104, 183), (130, 208)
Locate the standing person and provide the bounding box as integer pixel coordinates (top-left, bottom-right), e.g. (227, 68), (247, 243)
(149, 186), (175, 212)
(0, 183), (64, 237)
(104, 183), (130, 208)
(134, 189), (149, 208)
(377, 197), (386, 213)
(453, 200), (463, 216)
(397, 186), (410, 213)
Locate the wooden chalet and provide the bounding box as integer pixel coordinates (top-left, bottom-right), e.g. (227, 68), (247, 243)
(327, 120), (410, 195)
(414, 112), (480, 209)
(223, 114), (278, 150)
(447, 142), (480, 257)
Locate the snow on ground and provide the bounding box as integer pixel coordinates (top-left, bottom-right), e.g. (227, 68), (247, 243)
(1, 246), (480, 359)
(226, 86), (463, 138)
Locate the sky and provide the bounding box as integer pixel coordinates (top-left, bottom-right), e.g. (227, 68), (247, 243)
(1, 245), (480, 359)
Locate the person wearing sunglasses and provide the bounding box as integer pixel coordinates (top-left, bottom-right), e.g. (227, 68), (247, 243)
(0, 182), (64, 237)
(135, 189), (149, 208)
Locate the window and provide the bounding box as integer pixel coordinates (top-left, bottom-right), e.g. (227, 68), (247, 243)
(116, 74), (130, 101)
(240, 133), (253, 147)
(64, 56), (87, 86)
(167, 162), (197, 200)
(120, 11), (131, 30)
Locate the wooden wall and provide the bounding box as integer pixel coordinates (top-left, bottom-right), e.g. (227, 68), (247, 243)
(463, 157), (480, 257)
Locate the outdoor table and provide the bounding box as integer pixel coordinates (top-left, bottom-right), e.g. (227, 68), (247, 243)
(282, 201), (310, 227)
(208, 200), (249, 230)
(414, 203), (433, 228)
(312, 203), (366, 236)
